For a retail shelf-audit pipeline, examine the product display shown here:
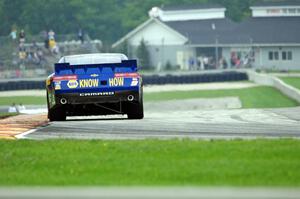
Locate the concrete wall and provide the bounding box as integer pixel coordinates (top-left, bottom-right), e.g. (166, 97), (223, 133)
(247, 70), (300, 103)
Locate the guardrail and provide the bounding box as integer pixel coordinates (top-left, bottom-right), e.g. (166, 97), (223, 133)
(0, 71), (248, 91)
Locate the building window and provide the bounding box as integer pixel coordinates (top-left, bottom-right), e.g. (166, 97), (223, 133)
(288, 9), (296, 14)
(282, 51), (287, 60)
(269, 51), (279, 61)
(282, 51), (293, 61)
(288, 51), (292, 60)
(274, 52), (279, 60)
(269, 52), (273, 60)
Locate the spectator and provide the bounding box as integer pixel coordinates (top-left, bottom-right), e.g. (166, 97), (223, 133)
(37, 48), (44, 61)
(47, 29), (59, 54)
(19, 29), (25, 43)
(17, 103), (26, 112)
(8, 103), (17, 113)
(203, 56), (209, 69)
(48, 29), (55, 40)
(49, 39), (59, 54)
(219, 57), (228, 69)
(18, 43), (26, 62)
(230, 52), (237, 67)
(188, 57), (196, 70)
(78, 28), (84, 44)
(10, 28), (17, 43)
(197, 55), (204, 70)
(42, 30), (49, 49)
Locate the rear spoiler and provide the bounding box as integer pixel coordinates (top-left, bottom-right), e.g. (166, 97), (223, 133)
(54, 60), (138, 75)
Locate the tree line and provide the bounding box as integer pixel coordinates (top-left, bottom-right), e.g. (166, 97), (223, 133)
(0, 0), (261, 46)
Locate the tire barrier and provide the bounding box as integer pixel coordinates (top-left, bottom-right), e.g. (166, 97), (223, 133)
(0, 71), (248, 91)
(0, 81), (45, 91)
(143, 71), (248, 85)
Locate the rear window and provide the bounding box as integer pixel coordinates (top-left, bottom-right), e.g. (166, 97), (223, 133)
(59, 54), (128, 65)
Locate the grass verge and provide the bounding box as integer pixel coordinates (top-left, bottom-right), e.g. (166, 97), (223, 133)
(0, 86), (298, 108)
(0, 96), (46, 106)
(0, 112), (18, 119)
(280, 77), (300, 90)
(144, 86), (298, 108)
(0, 139), (299, 186)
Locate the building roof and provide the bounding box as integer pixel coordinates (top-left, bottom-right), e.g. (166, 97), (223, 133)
(165, 16), (300, 45)
(161, 4), (224, 11)
(165, 18), (238, 45)
(253, 0), (300, 7)
(235, 16), (300, 44)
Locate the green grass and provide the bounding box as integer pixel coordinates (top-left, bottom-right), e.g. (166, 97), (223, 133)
(0, 86), (298, 108)
(0, 139), (300, 186)
(0, 112), (18, 119)
(0, 96), (46, 106)
(144, 86), (298, 108)
(280, 77), (300, 90)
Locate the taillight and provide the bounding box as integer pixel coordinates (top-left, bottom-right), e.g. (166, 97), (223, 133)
(114, 73), (140, 78)
(53, 75), (78, 82)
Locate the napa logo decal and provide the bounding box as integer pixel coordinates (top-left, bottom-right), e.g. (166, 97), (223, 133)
(67, 80), (79, 89)
(109, 77), (124, 87)
(79, 79), (99, 88)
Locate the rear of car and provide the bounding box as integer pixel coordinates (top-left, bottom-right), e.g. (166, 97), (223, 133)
(46, 53), (143, 121)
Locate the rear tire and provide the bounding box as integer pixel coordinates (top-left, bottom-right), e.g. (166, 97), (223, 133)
(127, 99), (144, 120)
(48, 106), (66, 121)
(47, 91), (66, 121)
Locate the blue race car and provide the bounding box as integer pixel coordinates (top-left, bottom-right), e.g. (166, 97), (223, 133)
(46, 53), (143, 121)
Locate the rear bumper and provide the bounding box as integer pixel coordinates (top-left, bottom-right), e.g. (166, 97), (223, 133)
(55, 90), (140, 105)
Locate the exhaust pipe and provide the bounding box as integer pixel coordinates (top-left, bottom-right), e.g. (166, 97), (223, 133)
(127, 95), (134, 101)
(60, 98), (67, 105)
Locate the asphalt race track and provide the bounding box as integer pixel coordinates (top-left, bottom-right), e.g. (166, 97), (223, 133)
(25, 100), (300, 140)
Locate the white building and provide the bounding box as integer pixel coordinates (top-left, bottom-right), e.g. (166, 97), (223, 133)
(113, 2), (300, 71)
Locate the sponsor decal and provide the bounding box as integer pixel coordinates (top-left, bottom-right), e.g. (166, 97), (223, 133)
(48, 91), (56, 108)
(67, 80), (79, 89)
(54, 82), (61, 90)
(79, 92), (115, 97)
(131, 78), (139, 86)
(90, 74), (99, 77)
(46, 78), (51, 86)
(79, 79), (99, 88)
(109, 77), (124, 87)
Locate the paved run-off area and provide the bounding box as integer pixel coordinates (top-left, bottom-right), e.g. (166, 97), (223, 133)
(25, 104), (300, 140)
(0, 82), (299, 140)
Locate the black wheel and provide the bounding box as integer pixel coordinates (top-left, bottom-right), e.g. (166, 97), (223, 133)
(47, 91), (66, 121)
(127, 96), (144, 120)
(48, 106), (66, 121)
